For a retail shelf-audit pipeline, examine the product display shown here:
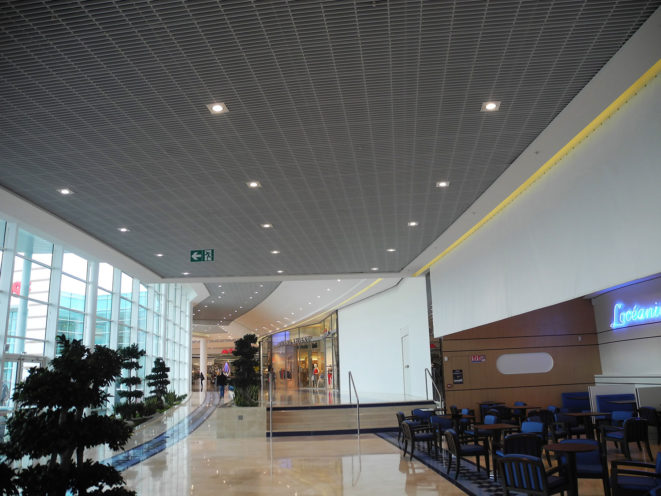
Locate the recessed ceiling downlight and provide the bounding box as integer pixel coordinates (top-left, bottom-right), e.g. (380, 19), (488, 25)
(247, 181), (261, 189)
(261, 223), (273, 229)
(481, 101), (501, 112)
(436, 181), (450, 188)
(117, 227), (130, 233)
(207, 102), (229, 114)
(58, 188), (73, 195)
(408, 221), (418, 227)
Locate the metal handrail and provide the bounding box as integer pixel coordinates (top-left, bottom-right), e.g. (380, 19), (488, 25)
(348, 371), (360, 436)
(268, 372), (273, 438)
(425, 368), (444, 411)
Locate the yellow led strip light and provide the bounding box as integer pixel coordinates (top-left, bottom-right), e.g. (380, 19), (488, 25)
(414, 58), (661, 277)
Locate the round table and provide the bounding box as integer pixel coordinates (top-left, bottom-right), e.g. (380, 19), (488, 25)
(564, 411), (611, 440)
(544, 442), (597, 496)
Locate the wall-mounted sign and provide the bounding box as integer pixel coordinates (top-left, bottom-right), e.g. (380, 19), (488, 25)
(471, 354), (486, 363)
(610, 301), (661, 330)
(452, 369), (464, 384)
(221, 348), (235, 355)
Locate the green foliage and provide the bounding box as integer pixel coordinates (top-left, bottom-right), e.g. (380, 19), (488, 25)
(231, 334), (260, 406)
(0, 335), (135, 496)
(142, 396), (161, 416)
(116, 344), (146, 419)
(145, 357), (170, 402)
(163, 390), (187, 409)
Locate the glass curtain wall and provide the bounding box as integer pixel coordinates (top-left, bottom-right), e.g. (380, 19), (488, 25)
(0, 218), (193, 416)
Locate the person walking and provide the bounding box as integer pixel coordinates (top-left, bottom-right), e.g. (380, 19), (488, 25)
(216, 371), (228, 399)
(199, 371), (205, 390)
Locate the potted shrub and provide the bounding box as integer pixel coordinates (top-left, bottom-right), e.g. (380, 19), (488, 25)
(230, 334), (260, 407)
(115, 344), (146, 421)
(0, 335), (135, 495)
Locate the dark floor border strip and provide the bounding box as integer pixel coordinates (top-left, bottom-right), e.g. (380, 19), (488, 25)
(375, 432), (478, 496)
(103, 392), (219, 472)
(269, 400), (435, 411)
(268, 427), (398, 437)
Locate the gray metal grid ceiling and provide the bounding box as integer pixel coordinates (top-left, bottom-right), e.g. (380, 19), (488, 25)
(1, 0), (658, 278)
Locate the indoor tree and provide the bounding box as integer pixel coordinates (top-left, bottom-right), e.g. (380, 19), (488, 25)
(230, 333), (260, 406)
(145, 357), (170, 406)
(0, 335), (135, 495)
(116, 344), (146, 419)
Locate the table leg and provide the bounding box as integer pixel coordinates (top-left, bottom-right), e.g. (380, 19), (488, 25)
(584, 416), (595, 440)
(566, 452), (579, 496)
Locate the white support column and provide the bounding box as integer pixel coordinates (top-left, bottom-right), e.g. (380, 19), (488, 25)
(83, 261), (98, 349)
(199, 336), (208, 391)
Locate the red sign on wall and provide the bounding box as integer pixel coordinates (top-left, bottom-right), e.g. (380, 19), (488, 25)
(471, 354), (486, 363)
(221, 348), (235, 355)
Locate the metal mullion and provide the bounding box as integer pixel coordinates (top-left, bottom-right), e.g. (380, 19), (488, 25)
(0, 222), (19, 377)
(44, 245), (63, 358)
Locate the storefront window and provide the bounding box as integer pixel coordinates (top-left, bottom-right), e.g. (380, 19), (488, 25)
(264, 312), (339, 390)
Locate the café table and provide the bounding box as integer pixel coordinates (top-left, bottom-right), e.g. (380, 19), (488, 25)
(472, 423), (519, 478)
(501, 404), (542, 422)
(543, 442), (597, 496)
(564, 412), (611, 440)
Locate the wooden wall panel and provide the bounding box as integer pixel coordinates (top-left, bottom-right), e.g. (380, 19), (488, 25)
(442, 298), (602, 416)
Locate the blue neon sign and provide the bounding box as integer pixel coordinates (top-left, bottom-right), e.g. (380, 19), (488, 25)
(610, 301), (661, 329)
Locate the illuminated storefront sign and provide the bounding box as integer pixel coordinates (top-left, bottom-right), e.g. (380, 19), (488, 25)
(610, 301), (661, 329)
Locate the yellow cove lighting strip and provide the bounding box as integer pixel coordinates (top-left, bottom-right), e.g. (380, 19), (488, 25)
(414, 57), (661, 277)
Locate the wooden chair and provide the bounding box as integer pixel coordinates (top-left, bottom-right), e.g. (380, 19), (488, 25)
(400, 420), (434, 460)
(444, 428), (490, 479)
(497, 454), (571, 496)
(610, 451), (661, 495)
(601, 417), (653, 461)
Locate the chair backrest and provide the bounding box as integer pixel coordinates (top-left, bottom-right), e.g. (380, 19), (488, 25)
(412, 408), (433, 421)
(498, 454), (552, 494)
(430, 415), (453, 431)
(503, 433), (543, 457)
(401, 420), (414, 440)
(611, 410), (633, 425)
(521, 420), (544, 434)
(638, 406), (660, 426)
(547, 405), (558, 413)
(656, 451), (661, 475)
(461, 408), (470, 415)
(485, 414), (498, 425)
(396, 411), (405, 426)
(623, 417), (648, 442)
(556, 413), (578, 426)
(444, 429), (459, 456)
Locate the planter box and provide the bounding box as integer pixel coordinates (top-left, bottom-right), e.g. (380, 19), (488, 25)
(214, 406), (266, 438)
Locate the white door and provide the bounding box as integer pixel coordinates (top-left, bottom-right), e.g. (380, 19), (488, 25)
(401, 334), (410, 396)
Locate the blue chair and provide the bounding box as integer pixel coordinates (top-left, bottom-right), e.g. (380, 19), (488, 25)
(400, 420), (434, 460)
(512, 401), (527, 423)
(522, 420), (552, 464)
(412, 408), (434, 424)
(465, 413), (497, 445)
(556, 413), (585, 439)
(558, 438), (609, 495)
(610, 451), (661, 495)
(601, 417), (653, 461)
(497, 454), (571, 495)
(444, 428), (490, 478)
(429, 415), (453, 458)
(611, 410), (634, 427)
(396, 411), (419, 443)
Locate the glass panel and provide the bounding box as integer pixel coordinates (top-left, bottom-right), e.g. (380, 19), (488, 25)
(57, 308), (85, 342)
(154, 291), (162, 314)
(138, 306), (147, 330)
(139, 284), (148, 306)
(12, 257), (51, 302)
(118, 325), (130, 347)
(95, 319), (111, 346)
(62, 251), (88, 280)
(96, 288), (112, 319)
(0, 219), (6, 247)
(98, 263), (114, 290)
(60, 274), (86, 311)
(1, 361), (18, 411)
(120, 273), (133, 299)
(153, 313), (161, 336)
(152, 335), (160, 356)
(17, 229), (53, 266)
(138, 330), (146, 351)
(8, 296), (48, 342)
(119, 298), (131, 325)
(5, 337), (45, 355)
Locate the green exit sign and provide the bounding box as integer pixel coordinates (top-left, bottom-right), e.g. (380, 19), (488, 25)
(190, 249), (214, 262)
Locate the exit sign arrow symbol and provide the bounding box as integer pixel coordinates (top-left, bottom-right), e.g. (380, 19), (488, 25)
(191, 251), (202, 261)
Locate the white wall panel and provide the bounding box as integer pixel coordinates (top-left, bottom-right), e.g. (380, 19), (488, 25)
(338, 278), (430, 398)
(431, 70), (661, 336)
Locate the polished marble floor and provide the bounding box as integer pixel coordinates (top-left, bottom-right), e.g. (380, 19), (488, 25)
(112, 388), (659, 495)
